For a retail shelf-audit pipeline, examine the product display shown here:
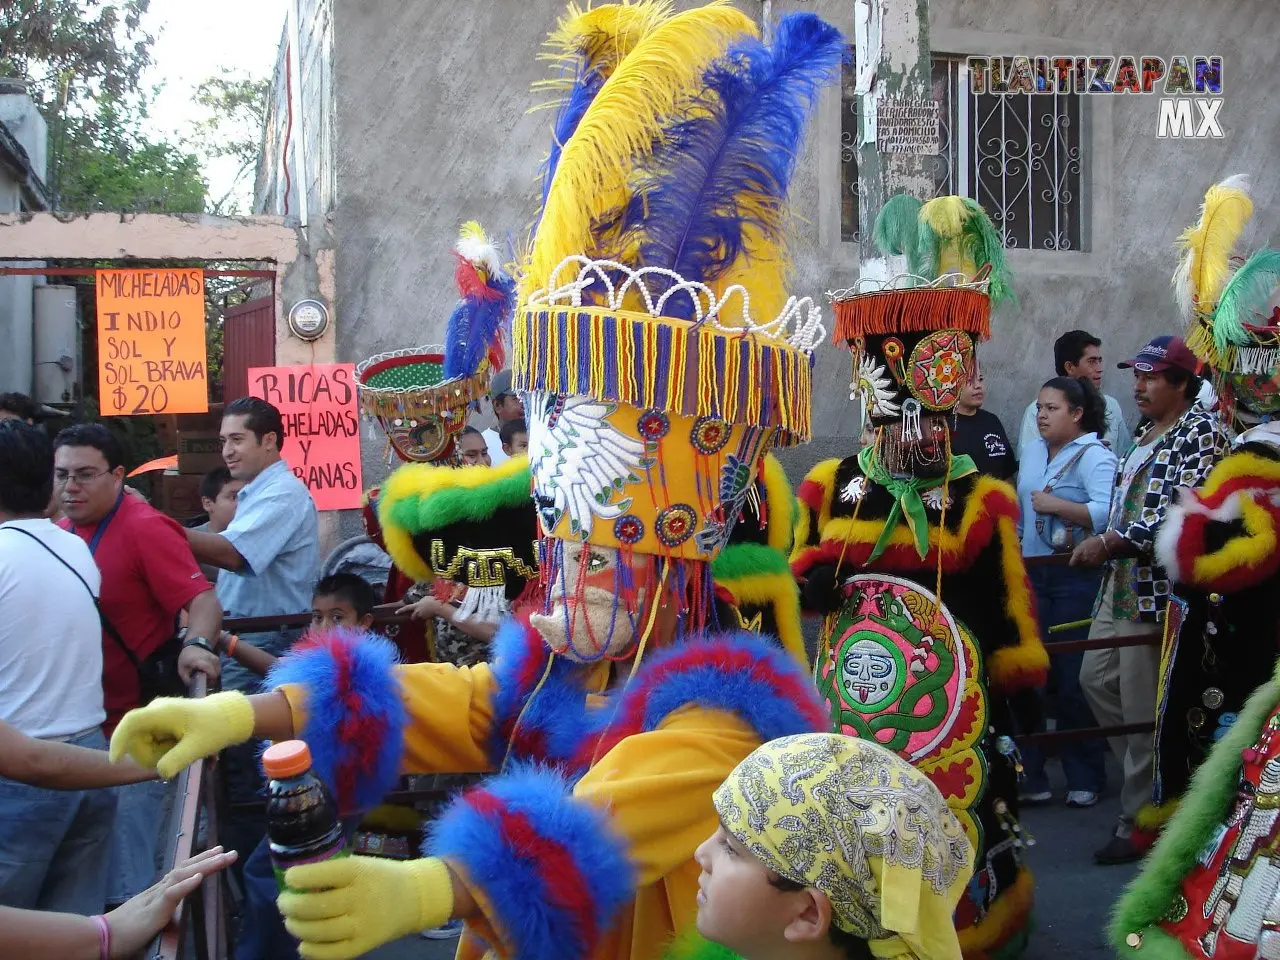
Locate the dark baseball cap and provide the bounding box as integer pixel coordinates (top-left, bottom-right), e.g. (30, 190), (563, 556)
(1117, 335), (1199, 375)
(489, 369), (515, 398)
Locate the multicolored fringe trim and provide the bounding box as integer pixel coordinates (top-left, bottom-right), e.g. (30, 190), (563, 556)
(486, 619), (828, 775)
(832, 287), (991, 345)
(511, 306), (813, 444)
(428, 765), (636, 960)
(267, 628), (406, 816)
(357, 350), (491, 421)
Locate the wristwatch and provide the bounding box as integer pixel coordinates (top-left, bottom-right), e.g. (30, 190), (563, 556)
(182, 635), (217, 656)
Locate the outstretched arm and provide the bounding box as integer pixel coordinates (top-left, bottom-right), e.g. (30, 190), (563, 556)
(0, 720), (156, 790)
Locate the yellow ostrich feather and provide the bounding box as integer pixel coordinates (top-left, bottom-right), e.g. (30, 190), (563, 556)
(920, 196), (977, 277)
(524, 2), (758, 299)
(535, 0), (674, 92)
(1173, 174), (1252, 317)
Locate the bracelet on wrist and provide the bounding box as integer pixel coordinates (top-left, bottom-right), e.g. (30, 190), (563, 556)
(1098, 533), (1113, 558)
(91, 914), (110, 960)
(226, 634), (239, 657)
(182, 635), (217, 656)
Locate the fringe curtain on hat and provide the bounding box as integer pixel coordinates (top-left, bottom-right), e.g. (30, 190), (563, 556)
(524, 3), (758, 299)
(831, 288), (991, 344)
(513, 306), (812, 442)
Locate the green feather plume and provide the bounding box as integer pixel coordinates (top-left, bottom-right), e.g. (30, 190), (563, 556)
(1212, 248), (1280, 353)
(957, 197), (1014, 307)
(872, 194), (927, 278)
(660, 930), (742, 960)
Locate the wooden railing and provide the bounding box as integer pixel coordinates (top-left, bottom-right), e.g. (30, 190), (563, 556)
(150, 674), (229, 960)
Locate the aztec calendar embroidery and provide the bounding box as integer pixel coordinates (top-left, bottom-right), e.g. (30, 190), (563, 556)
(907, 330), (973, 411)
(818, 574), (988, 850)
(526, 391), (647, 537)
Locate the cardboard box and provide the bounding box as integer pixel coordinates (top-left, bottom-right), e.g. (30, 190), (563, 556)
(155, 471), (204, 520)
(177, 432), (224, 475)
(155, 405), (224, 454)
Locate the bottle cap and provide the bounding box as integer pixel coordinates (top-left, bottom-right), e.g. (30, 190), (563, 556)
(263, 740), (313, 779)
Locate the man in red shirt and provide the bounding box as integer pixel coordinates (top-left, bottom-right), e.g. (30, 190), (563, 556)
(53, 424), (222, 907)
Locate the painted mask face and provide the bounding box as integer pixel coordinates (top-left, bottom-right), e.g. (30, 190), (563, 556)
(382, 413), (451, 462)
(530, 541), (653, 661)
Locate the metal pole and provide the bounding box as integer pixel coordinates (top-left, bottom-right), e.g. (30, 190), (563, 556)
(286, 0), (310, 230)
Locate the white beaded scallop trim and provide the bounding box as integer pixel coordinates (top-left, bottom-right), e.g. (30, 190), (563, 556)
(825, 271), (990, 303)
(528, 255), (825, 354)
(355, 344), (448, 395)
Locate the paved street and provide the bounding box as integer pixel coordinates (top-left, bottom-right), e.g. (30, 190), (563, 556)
(370, 756), (1140, 960)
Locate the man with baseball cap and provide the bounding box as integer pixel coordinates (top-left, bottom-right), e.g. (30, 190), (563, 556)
(1069, 334), (1229, 864)
(481, 369), (523, 465)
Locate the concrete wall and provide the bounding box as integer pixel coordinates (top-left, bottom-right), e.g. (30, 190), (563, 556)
(326, 0), (1280, 489)
(256, 0), (334, 221)
(0, 92), (48, 395)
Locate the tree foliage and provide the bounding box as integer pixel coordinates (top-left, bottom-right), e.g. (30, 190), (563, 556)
(57, 95), (207, 213)
(0, 1), (153, 108)
(190, 69), (269, 214)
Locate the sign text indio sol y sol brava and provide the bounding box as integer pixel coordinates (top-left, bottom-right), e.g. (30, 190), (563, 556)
(96, 268), (210, 415)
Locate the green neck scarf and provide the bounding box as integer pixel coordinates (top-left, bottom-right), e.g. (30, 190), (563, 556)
(856, 446), (977, 561)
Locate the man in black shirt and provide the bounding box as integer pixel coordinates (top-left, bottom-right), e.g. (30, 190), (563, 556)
(949, 366), (1017, 480)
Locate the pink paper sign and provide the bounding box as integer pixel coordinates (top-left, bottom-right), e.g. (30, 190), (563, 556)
(248, 363), (362, 511)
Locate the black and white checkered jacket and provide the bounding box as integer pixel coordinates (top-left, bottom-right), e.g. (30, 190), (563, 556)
(1112, 405), (1230, 622)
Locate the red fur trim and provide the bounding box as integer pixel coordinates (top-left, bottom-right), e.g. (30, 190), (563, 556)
(466, 790), (599, 949)
(580, 643), (829, 766)
(797, 477), (829, 513)
(792, 484), (1011, 579)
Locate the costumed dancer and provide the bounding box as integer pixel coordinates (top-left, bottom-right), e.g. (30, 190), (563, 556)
(110, 4), (841, 958)
(355, 221), (517, 662)
(790, 194), (1048, 959)
(1108, 178), (1280, 960)
(712, 453), (808, 668)
(1143, 175), (1280, 826)
(380, 452), (541, 663)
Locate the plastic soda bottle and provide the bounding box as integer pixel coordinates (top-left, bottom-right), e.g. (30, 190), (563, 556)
(263, 740), (346, 892)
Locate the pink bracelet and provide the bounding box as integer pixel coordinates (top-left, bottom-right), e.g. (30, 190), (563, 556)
(91, 914), (110, 960)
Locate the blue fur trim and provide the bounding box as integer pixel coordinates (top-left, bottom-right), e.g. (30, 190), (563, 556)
(619, 630), (828, 742)
(266, 628), (406, 815)
(428, 765), (636, 960)
(486, 616), (593, 769)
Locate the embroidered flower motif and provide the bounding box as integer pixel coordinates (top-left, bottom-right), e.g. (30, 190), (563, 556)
(636, 410), (670, 444)
(691, 416), (732, 454)
(840, 476), (867, 504)
(655, 504), (697, 547)
(853, 356), (901, 418)
(613, 514), (645, 545)
(922, 488), (953, 512)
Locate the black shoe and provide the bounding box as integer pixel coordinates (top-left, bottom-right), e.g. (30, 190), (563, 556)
(1094, 834), (1143, 865)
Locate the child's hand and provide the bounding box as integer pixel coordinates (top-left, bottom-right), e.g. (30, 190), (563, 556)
(397, 596), (448, 622)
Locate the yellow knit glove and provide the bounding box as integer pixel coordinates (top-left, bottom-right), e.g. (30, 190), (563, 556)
(109, 691), (255, 780)
(278, 855), (454, 960)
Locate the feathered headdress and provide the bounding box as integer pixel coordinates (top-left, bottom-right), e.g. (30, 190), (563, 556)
(1174, 176), (1280, 425)
(832, 193), (1014, 423)
(356, 221), (515, 462)
(513, 3), (838, 617)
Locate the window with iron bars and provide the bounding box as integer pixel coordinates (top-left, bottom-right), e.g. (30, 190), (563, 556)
(842, 53), (1088, 252)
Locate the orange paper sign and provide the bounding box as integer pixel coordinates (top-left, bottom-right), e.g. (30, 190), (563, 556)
(248, 363), (363, 511)
(96, 269), (209, 415)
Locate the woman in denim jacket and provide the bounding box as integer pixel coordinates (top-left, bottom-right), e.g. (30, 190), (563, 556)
(1016, 376), (1117, 808)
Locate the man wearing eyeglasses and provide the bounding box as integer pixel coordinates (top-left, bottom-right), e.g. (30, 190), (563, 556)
(52, 423), (222, 909)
